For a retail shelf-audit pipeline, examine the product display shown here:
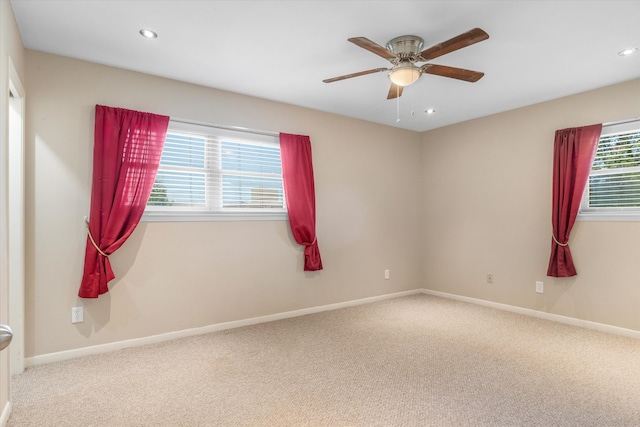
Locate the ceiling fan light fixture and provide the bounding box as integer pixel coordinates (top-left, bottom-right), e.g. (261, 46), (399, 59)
(389, 63), (421, 87)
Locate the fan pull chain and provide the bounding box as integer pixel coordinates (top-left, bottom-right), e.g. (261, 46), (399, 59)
(396, 86), (400, 123)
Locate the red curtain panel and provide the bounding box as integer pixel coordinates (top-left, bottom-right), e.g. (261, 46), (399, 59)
(547, 124), (602, 277)
(79, 105), (169, 298)
(280, 133), (323, 271)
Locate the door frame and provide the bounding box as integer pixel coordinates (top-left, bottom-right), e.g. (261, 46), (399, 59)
(7, 57), (25, 376)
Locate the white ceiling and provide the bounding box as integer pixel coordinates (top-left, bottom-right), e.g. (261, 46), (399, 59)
(10, 0), (640, 132)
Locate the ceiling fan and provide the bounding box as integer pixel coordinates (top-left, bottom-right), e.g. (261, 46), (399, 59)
(323, 28), (489, 99)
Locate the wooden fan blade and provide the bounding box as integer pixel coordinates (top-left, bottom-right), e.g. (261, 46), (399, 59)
(348, 37), (397, 60)
(419, 28), (489, 61)
(421, 64), (484, 82)
(323, 68), (388, 83)
(387, 83), (404, 99)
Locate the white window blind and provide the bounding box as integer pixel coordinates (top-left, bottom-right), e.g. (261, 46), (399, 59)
(144, 120), (286, 221)
(579, 120), (640, 220)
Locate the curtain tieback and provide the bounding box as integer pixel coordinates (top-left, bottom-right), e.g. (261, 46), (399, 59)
(552, 233), (568, 247)
(84, 219), (109, 257)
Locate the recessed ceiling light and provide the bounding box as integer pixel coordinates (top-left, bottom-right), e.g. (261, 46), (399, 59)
(139, 28), (158, 39)
(425, 108), (436, 114)
(618, 47), (637, 56)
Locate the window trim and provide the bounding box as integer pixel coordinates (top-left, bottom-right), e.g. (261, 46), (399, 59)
(142, 210), (288, 222)
(142, 119), (287, 222)
(578, 118), (640, 222)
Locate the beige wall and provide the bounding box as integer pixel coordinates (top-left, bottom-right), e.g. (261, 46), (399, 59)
(24, 50), (424, 358)
(422, 78), (640, 332)
(21, 45), (640, 360)
(1, 0), (25, 420)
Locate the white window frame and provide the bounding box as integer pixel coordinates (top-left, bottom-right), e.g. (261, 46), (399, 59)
(143, 120), (287, 222)
(578, 119), (640, 222)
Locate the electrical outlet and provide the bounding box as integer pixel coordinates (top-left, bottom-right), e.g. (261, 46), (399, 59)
(536, 281), (544, 294)
(486, 273), (494, 284)
(384, 269), (390, 280)
(71, 307), (84, 324)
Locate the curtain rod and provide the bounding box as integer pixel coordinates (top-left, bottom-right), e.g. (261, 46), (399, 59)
(170, 117), (279, 138)
(603, 116), (640, 127)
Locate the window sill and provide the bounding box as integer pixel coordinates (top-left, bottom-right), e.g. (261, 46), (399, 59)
(142, 211), (288, 222)
(577, 211), (640, 222)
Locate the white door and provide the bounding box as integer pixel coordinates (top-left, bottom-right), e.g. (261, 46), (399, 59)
(0, 59), (25, 426)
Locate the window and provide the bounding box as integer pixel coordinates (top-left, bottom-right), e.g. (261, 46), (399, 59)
(144, 120), (286, 221)
(579, 120), (640, 221)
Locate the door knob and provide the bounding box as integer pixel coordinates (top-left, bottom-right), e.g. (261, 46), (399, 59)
(0, 324), (13, 352)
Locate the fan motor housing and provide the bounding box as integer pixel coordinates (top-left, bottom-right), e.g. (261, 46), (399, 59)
(386, 35), (424, 60)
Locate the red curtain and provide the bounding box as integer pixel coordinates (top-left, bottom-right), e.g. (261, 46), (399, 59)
(547, 124), (602, 277)
(79, 105), (169, 298)
(280, 133), (323, 271)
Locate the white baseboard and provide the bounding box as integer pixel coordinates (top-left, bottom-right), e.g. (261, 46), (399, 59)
(24, 287), (640, 369)
(25, 289), (422, 368)
(422, 289), (640, 340)
(0, 401), (11, 427)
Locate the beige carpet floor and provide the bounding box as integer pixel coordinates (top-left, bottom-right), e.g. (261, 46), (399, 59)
(8, 294), (640, 426)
